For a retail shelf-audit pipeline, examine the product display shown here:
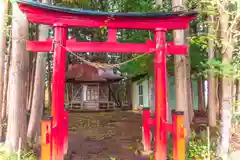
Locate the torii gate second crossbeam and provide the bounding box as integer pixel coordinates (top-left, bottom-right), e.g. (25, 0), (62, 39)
(16, 0), (197, 159)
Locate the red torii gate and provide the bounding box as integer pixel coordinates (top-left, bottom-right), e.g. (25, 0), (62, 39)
(16, 0), (197, 159)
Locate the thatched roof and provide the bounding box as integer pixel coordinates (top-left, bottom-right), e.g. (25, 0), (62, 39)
(66, 63), (122, 83)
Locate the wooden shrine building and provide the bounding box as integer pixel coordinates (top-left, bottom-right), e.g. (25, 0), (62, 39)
(64, 63), (122, 111)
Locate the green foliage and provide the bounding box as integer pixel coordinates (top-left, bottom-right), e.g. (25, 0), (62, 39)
(189, 32), (238, 79)
(232, 113), (240, 123)
(0, 150), (37, 160)
(119, 31), (173, 79)
(187, 130), (217, 160)
(0, 141), (37, 160)
(189, 35), (208, 77)
(200, 59), (236, 79)
(121, 0), (159, 12)
(54, 0), (88, 8)
(20, 150), (37, 160)
(119, 54), (153, 78)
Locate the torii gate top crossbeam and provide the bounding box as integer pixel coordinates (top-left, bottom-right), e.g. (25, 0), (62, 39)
(17, 0), (197, 30)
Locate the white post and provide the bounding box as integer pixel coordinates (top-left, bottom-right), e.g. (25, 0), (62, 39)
(82, 85), (87, 101)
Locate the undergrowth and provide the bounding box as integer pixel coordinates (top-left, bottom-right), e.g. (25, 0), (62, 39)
(148, 127), (220, 160)
(187, 130), (217, 160)
(0, 143), (38, 160)
(0, 150), (37, 160)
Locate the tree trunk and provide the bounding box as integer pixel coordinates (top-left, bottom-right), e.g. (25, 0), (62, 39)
(148, 77), (153, 110)
(27, 25), (38, 112)
(172, 0), (191, 143)
(5, 3), (29, 152)
(2, 36), (11, 120)
(220, 78), (232, 158)
(148, 77), (155, 115)
(218, 2), (233, 158)
(173, 36), (191, 142)
(217, 77), (222, 118)
(0, 0), (8, 139)
(27, 54), (37, 112)
(172, 20), (190, 147)
(236, 79), (240, 113)
(126, 79), (132, 110)
(0, 32), (11, 140)
(198, 76), (205, 111)
(47, 52), (52, 108)
(27, 0), (50, 143)
(208, 15), (216, 127)
(185, 28), (194, 123)
(166, 74), (172, 123)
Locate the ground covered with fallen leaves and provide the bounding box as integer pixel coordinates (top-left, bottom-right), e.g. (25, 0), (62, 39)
(67, 111), (148, 160)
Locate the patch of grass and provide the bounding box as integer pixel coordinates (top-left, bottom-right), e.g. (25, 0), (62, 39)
(0, 143), (37, 160)
(0, 151), (37, 160)
(187, 128), (218, 160)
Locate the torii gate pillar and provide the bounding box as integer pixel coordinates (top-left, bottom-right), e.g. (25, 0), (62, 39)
(154, 28), (167, 160)
(142, 29), (187, 160)
(51, 24), (67, 160)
